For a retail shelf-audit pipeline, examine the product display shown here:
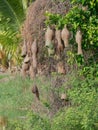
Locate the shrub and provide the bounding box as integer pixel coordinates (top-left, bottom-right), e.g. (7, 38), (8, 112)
(25, 111), (51, 130)
(51, 65), (98, 130)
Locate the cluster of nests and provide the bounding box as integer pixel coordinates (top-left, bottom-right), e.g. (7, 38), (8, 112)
(21, 0), (72, 78)
(20, 0), (83, 115)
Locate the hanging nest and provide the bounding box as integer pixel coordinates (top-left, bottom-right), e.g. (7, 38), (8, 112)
(55, 29), (64, 55)
(75, 29), (83, 55)
(45, 26), (55, 48)
(24, 55), (30, 63)
(29, 65), (37, 79)
(61, 93), (67, 100)
(21, 41), (27, 57)
(61, 25), (70, 47)
(31, 39), (38, 55)
(57, 61), (66, 74)
(22, 62), (29, 71)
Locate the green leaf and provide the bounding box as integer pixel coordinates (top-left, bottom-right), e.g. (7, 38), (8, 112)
(0, 0), (28, 32)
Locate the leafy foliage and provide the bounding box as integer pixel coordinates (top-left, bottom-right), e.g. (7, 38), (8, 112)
(45, 0), (98, 65)
(25, 111), (51, 130)
(0, 0), (25, 31)
(51, 65), (98, 130)
(0, 0), (31, 66)
(45, 12), (63, 29)
(0, 75), (33, 118)
(44, 1), (98, 130)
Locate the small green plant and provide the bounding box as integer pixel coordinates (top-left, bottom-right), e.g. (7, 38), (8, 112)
(7, 119), (24, 130)
(45, 11), (64, 29)
(25, 111), (51, 130)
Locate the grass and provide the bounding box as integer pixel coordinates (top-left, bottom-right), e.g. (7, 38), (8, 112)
(0, 74), (55, 120)
(0, 74), (8, 79)
(0, 73), (66, 130)
(0, 75), (33, 119)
